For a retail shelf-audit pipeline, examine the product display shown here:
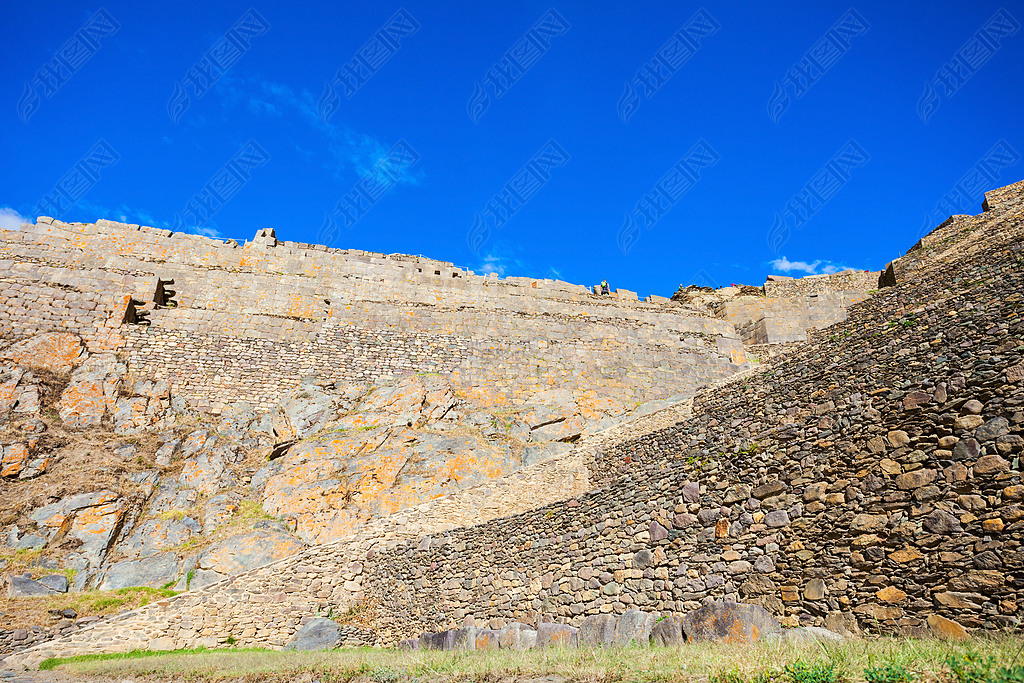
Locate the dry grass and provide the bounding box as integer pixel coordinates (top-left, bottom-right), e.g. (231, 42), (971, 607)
(45, 634), (1024, 682)
(0, 586), (178, 631)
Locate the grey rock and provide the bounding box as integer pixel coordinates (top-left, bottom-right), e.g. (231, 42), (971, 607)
(579, 614), (617, 647)
(975, 417), (1010, 441)
(498, 622), (538, 650)
(98, 553), (181, 590)
(613, 610), (656, 646)
(197, 530), (305, 576)
(768, 626), (845, 644)
(121, 518), (200, 558)
(536, 622), (579, 648)
(155, 438), (180, 466)
(187, 568), (226, 590)
(952, 438), (981, 461)
(419, 630), (456, 650)
(284, 618), (342, 651)
(36, 574), (68, 593)
(650, 615), (686, 646)
(682, 602), (781, 643)
(276, 385), (337, 439)
(633, 549), (654, 568)
(764, 510), (791, 527)
(451, 626), (480, 650)
(521, 442), (573, 466)
(7, 574), (60, 597)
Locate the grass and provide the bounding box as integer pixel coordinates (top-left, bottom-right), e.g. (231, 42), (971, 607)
(38, 635), (1024, 682)
(0, 586), (178, 631)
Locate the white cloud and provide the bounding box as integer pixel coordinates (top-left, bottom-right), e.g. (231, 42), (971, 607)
(216, 75), (424, 187)
(479, 254), (507, 276)
(769, 256), (853, 276)
(0, 207), (31, 231)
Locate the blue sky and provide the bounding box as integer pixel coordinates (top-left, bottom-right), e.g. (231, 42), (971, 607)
(2, 1), (1022, 297)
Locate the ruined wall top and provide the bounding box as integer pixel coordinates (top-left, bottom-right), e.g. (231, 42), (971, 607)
(15, 216), (687, 314)
(763, 269), (880, 297)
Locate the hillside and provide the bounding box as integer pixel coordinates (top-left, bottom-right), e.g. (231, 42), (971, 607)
(2, 179), (1023, 667)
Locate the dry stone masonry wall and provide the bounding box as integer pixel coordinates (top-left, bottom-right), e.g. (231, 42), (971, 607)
(2, 217), (745, 413)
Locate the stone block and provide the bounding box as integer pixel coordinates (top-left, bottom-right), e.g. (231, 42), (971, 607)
(536, 622), (579, 648)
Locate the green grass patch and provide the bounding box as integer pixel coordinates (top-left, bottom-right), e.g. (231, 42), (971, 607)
(40, 646), (270, 670)
(45, 636), (1024, 682)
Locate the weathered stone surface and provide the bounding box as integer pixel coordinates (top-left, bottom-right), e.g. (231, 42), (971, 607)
(36, 574), (69, 593)
(804, 578), (826, 600)
(975, 417), (1010, 441)
(98, 553), (181, 590)
(498, 623), (537, 650)
(770, 626), (845, 644)
(613, 610), (656, 646)
(974, 455), (1010, 475)
(681, 602), (781, 644)
(2, 332), (85, 373)
(926, 614), (970, 640)
(197, 529), (305, 576)
(284, 618), (342, 650)
(58, 354), (125, 429)
(522, 442), (573, 466)
(650, 615), (686, 646)
(536, 623), (579, 648)
(7, 574), (61, 597)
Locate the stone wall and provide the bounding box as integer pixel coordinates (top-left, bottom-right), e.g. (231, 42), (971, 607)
(0, 255), (152, 352)
(2, 217), (746, 414)
(763, 270), (880, 297)
(355, 185), (1024, 643)
(720, 292), (871, 345)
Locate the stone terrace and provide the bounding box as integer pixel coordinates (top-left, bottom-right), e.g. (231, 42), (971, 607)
(6, 180), (1022, 668)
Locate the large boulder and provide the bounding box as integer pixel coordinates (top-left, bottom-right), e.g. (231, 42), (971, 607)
(536, 622), (579, 648)
(284, 618), (342, 650)
(419, 630), (456, 650)
(98, 552), (181, 590)
(7, 573), (64, 597)
(650, 615), (686, 646)
(579, 614), (617, 647)
(1, 333), (85, 373)
(30, 491), (127, 568)
(682, 602), (781, 644)
(196, 528), (305, 577)
(613, 610), (656, 646)
(498, 622), (537, 650)
(120, 518), (200, 558)
(58, 354), (125, 429)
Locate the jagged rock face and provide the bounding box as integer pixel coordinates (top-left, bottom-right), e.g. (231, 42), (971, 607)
(0, 332), (626, 605)
(256, 376), (513, 544)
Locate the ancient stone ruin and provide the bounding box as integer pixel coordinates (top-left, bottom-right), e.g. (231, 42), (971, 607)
(1, 178), (1023, 667)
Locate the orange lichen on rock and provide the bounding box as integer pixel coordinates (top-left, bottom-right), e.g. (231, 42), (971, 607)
(1, 442), (29, 477)
(1, 332), (85, 373)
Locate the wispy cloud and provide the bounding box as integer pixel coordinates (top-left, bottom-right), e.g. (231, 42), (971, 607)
(0, 207), (31, 231)
(769, 256), (852, 276)
(214, 75), (424, 186)
(474, 241), (564, 281)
